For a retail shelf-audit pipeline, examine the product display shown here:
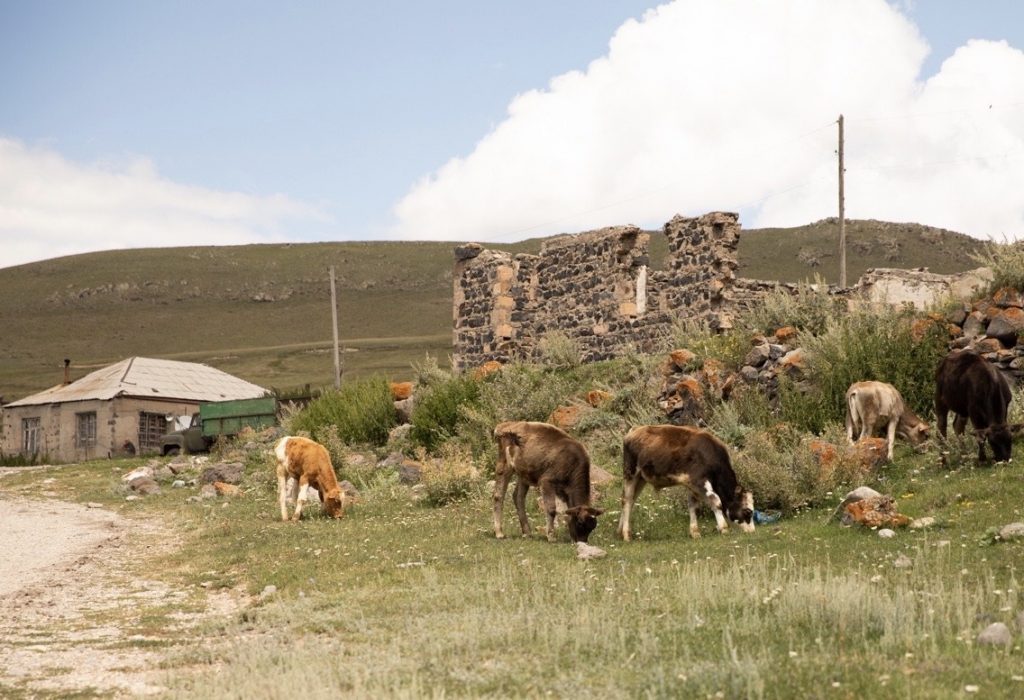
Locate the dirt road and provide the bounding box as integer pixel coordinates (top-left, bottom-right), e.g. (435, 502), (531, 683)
(0, 470), (174, 696)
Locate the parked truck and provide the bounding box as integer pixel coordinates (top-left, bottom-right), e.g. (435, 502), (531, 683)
(160, 397), (277, 455)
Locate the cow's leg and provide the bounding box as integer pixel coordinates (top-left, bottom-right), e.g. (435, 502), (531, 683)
(291, 475), (311, 521)
(969, 414), (989, 463)
(538, 481), (560, 542)
(845, 405), (856, 445)
(953, 413), (967, 435)
(687, 490), (703, 539)
(703, 480), (729, 534)
(491, 469), (513, 539)
(885, 417), (897, 460)
(935, 398), (949, 439)
(617, 476), (645, 542)
(513, 479), (532, 537)
(277, 471), (290, 522)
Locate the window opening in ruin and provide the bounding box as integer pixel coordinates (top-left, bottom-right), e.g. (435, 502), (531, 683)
(636, 265), (648, 315)
(75, 411), (97, 447)
(22, 417), (40, 454)
(139, 412), (168, 452)
(646, 229), (670, 272)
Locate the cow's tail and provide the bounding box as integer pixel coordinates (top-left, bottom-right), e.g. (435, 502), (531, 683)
(622, 431), (639, 481)
(845, 390), (858, 441)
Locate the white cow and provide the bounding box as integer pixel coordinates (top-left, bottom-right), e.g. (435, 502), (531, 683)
(845, 381), (929, 460)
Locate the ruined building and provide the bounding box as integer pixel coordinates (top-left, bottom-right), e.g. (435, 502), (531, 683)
(451, 211), (988, 372)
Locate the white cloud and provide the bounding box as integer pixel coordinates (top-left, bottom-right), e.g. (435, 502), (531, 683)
(392, 0), (1024, 242)
(0, 138), (328, 269)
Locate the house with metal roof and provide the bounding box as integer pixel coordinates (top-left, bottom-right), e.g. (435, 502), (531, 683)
(0, 357), (268, 462)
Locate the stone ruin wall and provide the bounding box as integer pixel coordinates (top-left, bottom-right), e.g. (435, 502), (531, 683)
(452, 211), (990, 372)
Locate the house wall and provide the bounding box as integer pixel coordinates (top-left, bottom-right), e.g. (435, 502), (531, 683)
(1, 397), (198, 462)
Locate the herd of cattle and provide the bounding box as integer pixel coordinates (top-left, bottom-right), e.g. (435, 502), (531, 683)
(274, 348), (1014, 542)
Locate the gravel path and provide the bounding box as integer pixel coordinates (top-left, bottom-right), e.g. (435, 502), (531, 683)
(0, 470), (179, 696)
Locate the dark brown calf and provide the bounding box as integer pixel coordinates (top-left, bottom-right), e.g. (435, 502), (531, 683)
(492, 421), (603, 543)
(618, 425), (754, 541)
(935, 350), (1012, 462)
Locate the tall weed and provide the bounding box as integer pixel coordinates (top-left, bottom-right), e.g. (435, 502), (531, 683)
(738, 276), (842, 336)
(409, 372), (482, 453)
(971, 239), (1023, 293)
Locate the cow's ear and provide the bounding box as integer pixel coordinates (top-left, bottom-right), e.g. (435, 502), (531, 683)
(588, 506), (605, 517)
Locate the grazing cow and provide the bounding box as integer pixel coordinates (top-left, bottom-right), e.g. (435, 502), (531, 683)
(935, 350), (1013, 463)
(492, 421), (603, 543)
(618, 425), (754, 541)
(845, 381), (929, 460)
(274, 436), (346, 521)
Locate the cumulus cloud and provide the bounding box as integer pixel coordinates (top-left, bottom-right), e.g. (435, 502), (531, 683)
(392, 0), (1024, 242)
(0, 138), (327, 269)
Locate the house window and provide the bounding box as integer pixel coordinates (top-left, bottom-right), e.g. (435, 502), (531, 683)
(22, 417), (41, 454)
(76, 412), (97, 447)
(138, 412), (168, 452)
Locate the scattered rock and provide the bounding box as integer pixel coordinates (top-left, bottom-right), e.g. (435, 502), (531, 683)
(128, 477), (160, 496)
(999, 522), (1024, 541)
(122, 466), (154, 483)
(388, 423), (413, 444)
(590, 465), (614, 487)
(399, 460), (423, 485)
(977, 622), (1012, 647)
(893, 554), (913, 569)
(259, 585), (277, 601)
(586, 390), (613, 407)
(199, 484), (218, 500)
(829, 486), (883, 521)
(878, 529), (896, 539)
(576, 542), (607, 560)
(172, 480), (186, 489)
(213, 482), (241, 497)
(843, 495), (910, 529)
(909, 516), (937, 530)
(549, 405), (582, 430)
(339, 480), (360, 500)
(198, 462), (244, 485)
(390, 381), (414, 401)
(394, 397), (415, 423)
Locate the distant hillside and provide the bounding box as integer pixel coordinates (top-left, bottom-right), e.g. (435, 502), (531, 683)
(0, 220), (987, 402)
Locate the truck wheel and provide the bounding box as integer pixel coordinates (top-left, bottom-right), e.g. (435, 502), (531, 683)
(164, 447), (181, 456)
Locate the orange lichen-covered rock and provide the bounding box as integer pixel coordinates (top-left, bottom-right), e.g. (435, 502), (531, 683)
(472, 360), (503, 380)
(849, 437), (889, 469)
(214, 481), (242, 497)
(390, 381), (414, 401)
(548, 405), (581, 430)
(586, 390), (613, 408)
(809, 439), (839, 469)
(992, 287), (1024, 309)
(844, 495), (910, 528)
(669, 349), (697, 371)
(773, 326), (799, 343)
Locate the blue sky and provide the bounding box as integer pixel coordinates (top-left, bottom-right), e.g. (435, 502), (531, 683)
(2, 1), (1023, 268)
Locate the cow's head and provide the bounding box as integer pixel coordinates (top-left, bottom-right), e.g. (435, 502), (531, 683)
(323, 487), (346, 519)
(565, 505), (604, 543)
(906, 423), (930, 447)
(988, 424), (1013, 463)
(728, 489), (755, 533)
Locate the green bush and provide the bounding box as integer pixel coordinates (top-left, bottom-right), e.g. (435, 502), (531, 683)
(971, 240), (1024, 293)
(289, 375), (397, 447)
(737, 276), (842, 337)
(409, 373), (482, 453)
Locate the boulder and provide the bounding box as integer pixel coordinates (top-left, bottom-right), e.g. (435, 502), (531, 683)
(773, 326), (799, 343)
(339, 480), (360, 500)
(122, 466), (154, 483)
(992, 287), (1024, 309)
(743, 344), (770, 369)
(586, 390), (613, 408)
(394, 396), (415, 424)
(998, 522), (1024, 541)
(849, 437), (889, 469)
(844, 495), (910, 528)
(961, 311), (987, 339)
(214, 482), (242, 497)
(985, 308), (1024, 345)
(454, 243), (483, 260)
(977, 622), (1012, 647)
(668, 349), (697, 371)
(590, 465), (614, 487)
(398, 459), (423, 485)
(549, 405), (581, 430)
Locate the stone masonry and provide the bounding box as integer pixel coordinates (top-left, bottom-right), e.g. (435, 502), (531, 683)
(452, 212), (989, 372)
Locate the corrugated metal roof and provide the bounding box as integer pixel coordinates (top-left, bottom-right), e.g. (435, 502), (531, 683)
(5, 357), (268, 407)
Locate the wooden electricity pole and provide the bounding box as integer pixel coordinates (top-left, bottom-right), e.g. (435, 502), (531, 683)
(329, 266), (342, 389)
(838, 114), (847, 288)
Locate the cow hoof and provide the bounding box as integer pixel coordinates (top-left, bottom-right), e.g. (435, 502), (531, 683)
(689, 529), (702, 539)
(495, 532), (506, 540)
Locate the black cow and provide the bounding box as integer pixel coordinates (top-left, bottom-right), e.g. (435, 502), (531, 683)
(935, 350), (1013, 462)
(618, 424), (754, 541)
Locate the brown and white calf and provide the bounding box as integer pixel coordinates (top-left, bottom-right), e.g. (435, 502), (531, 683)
(492, 421), (603, 543)
(274, 436), (346, 521)
(845, 381), (929, 460)
(618, 425), (754, 541)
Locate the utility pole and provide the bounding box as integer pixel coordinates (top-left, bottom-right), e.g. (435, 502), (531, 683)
(329, 266), (342, 389)
(838, 114), (847, 288)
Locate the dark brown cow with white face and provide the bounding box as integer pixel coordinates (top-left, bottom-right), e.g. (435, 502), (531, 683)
(618, 425), (754, 541)
(935, 350), (1013, 463)
(492, 421), (603, 543)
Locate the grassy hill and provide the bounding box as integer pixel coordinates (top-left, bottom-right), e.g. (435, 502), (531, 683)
(0, 219), (987, 402)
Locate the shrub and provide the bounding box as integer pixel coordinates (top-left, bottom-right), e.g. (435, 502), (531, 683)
(669, 318), (748, 370)
(290, 375), (397, 447)
(971, 239), (1024, 293)
(409, 372), (482, 453)
(734, 422), (869, 512)
(417, 445), (482, 507)
(737, 276), (842, 337)
(538, 331), (582, 369)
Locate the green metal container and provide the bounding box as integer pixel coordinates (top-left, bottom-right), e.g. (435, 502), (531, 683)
(199, 397), (277, 437)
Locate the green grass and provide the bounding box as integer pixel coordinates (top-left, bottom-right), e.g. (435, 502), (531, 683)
(6, 436), (1023, 699)
(0, 220), (984, 402)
